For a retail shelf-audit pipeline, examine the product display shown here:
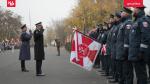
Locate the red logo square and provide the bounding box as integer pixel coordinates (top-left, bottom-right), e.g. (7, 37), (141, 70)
(7, 0), (16, 7)
(124, 0), (143, 7)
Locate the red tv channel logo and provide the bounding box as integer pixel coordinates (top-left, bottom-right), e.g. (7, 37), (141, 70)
(7, 0), (16, 7)
(124, 0), (143, 7)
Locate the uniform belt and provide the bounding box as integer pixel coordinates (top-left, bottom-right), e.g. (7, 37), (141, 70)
(140, 44), (148, 48)
(124, 44), (129, 48)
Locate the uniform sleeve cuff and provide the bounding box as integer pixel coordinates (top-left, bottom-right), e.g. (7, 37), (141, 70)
(140, 44), (148, 48)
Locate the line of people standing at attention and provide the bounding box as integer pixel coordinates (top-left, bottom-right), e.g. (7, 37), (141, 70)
(87, 6), (150, 84)
(19, 22), (45, 76)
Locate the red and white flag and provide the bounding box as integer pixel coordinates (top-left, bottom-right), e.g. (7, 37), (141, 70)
(70, 31), (101, 71)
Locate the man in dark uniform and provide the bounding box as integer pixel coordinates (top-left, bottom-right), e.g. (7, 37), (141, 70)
(19, 24), (32, 72)
(55, 38), (61, 56)
(128, 6), (147, 84)
(122, 8), (134, 84)
(105, 14), (115, 78)
(98, 22), (109, 76)
(140, 9), (150, 83)
(145, 14), (150, 82)
(34, 22), (45, 76)
(93, 24), (103, 68)
(109, 12), (122, 83)
(116, 7), (133, 84)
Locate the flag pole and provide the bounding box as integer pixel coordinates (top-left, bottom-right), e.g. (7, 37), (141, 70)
(29, 8), (32, 30)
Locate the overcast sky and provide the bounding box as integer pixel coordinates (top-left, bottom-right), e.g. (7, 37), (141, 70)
(0, 0), (78, 28)
(0, 0), (150, 28)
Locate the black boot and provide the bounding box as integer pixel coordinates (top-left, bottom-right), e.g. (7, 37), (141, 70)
(22, 68), (29, 72)
(109, 79), (118, 83)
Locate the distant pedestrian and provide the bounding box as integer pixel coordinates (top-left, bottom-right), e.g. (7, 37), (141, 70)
(11, 38), (15, 53)
(2, 40), (5, 52)
(0, 42), (2, 53)
(55, 38), (61, 56)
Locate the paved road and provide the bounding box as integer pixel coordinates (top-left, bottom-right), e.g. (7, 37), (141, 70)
(0, 46), (112, 84)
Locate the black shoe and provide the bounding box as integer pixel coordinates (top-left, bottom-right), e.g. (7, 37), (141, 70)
(148, 78), (150, 83)
(94, 65), (100, 68)
(100, 72), (105, 74)
(98, 70), (104, 72)
(36, 73), (45, 76)
(101, 74), (109, 76)
(105, 73), (109, 76)
(109, 79), (118, 83)
(22, 69), (29, 72)
(107, 76), (114, 79)
(98, 70), (103, 72)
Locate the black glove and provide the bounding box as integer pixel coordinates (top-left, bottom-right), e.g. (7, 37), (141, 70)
(29, 30), (32, 33)
(138, 52), (144, 60)
(123, 49), (128, 60)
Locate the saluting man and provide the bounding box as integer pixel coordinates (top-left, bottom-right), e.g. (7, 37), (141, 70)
(19, 24), (32, 72)
(34, 22), (45, 76)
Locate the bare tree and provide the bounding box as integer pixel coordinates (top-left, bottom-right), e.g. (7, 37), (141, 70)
(0, 9), (22, 41)
(46, 20), (66, 46)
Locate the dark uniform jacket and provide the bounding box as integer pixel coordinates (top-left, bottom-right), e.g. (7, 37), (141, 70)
(89, 28), (100, 40)
(110, 22), (120, 59)
(19, 32), (32, 60)
(128, 11), (145, 61)
(97, 30), (104, 43)
(97, 30), (107, 55)
(140, 15), (150, 62)
(34, 29), (45, 60)
(55, 39), (61, 48)
(123, 18), (132, 61)
(116, 16), (132, 60)
(106, 27), (113, 56)
(101, 30), (108, 45)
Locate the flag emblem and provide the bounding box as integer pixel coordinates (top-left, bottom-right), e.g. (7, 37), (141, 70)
(70, 31), (101, 71)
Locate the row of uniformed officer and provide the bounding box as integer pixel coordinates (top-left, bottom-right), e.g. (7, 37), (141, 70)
(90, 6), (150, 84)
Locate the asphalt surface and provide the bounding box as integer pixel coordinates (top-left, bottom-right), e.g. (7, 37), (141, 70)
(0, 46), (112, 84)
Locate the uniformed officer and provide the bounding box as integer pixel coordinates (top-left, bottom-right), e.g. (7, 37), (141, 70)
(88, 25), (101, 69)
(145, 14), (150, 83)
(105, 14), (115, 79)
(93, 24), (103, 69)
(99, 22), (109, 76)
(34, 22), (45, 76)
(19, 24), (32, 72)
(97, 23), (105, 72)
(141, 8), (150, 83)
(116, 7), (133, 84)
(109, 12), (122, 83)
(55, 38), (61, 56)
(128, 6), (147, 84)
